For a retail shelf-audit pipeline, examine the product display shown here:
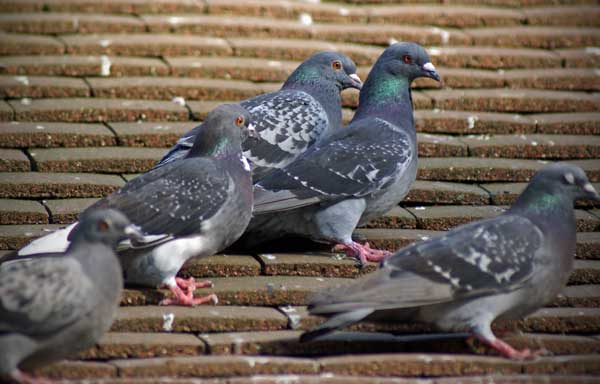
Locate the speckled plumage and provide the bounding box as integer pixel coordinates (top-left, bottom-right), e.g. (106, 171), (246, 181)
(19, 104), (255, 306)
(301, 163), (600, 359)
(1, 209), (137, 382)
(241, 43), (441, 264)
(155, 52), (362, 182)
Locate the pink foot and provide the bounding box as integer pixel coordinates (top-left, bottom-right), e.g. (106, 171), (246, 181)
(159, 283), (219, 307)
(333, 241), (392, 265)
(477, 336), (547, 360)
(10, 369), (52, 384)
(175, 277), (213, 294)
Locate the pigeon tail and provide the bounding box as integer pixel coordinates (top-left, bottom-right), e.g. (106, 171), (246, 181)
(300, 308), (373, 343)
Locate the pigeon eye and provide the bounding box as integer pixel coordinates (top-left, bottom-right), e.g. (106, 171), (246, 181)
(331, 60), (342, 70)
(97, 220), (109, 232)
(403, 55), (413, 64)
(235, 116), (244, 127)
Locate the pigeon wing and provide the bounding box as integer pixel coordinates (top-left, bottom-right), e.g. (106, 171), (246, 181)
(309, 215), (543, 314)
(254, 118), (412, 213)
(0, 257), (95, 335)
(89, 159), (231, 237)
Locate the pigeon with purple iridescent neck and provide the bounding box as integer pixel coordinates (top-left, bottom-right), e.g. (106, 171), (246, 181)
(241, 42), (441, 264)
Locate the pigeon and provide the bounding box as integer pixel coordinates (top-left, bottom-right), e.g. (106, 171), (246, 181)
(19, 104), (256, 307)
(242, 42), (441, 264)
(154, 51), (362, 182)
(300, 163), (600, 360)
(0, 209), (141, 384)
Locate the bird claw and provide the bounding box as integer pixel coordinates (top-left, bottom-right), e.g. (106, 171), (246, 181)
(475, 336), (549, 360)
(333, 241), (392, 266)
(161, 281), (218, 307)
(175, 277), (214, 294)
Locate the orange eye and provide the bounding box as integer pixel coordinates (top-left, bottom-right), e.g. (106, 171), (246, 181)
(331, 60), (342, 70)
(235, 116), (244, 127)
(403, 55), (412, 64)
(97, 220), (109, 232)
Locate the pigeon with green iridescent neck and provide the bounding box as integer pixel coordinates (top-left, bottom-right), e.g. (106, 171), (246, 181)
(1, 209), (142, 384)
(301, 163), (600, 360)
(155, 52), (362, 182)
(19, 104), (256, 307)
(241, 42), (441, 264)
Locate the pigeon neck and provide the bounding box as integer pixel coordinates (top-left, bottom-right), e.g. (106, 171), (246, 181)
(283, 77), (343, 133)
(352, 71), (414, 132)
(188, 135), (239, 159)
(509, 185), (575, 232)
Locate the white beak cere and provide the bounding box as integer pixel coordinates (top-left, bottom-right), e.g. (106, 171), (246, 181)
(349, 73), (362, 83)
(584, 183), (597, 194)
(247, 123), (258, 138)
(422, 62), (436, 72)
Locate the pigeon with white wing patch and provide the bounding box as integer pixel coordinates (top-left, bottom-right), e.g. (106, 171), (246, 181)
(18, 104), (256, 307)
(241, 42), (441, 265)
(1, 209), (141, 383)
(300, 163), (600, 360)
(154, 52), (362, 182)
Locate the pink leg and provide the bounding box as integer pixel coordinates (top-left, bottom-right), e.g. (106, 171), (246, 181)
(10, 369), (52, 384)
(175, 277), (213, 294)
(159, 283), (219, 307)
(473, 331), (548, 360)
(333, 241), (392, 265)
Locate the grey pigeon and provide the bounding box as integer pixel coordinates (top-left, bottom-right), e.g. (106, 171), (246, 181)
(241, 42), (440, 264)
(19, 104), (256, 307)
(0, 209), (141, 383)
(301, 163), (600, 360)
(155, 52), (362, 182)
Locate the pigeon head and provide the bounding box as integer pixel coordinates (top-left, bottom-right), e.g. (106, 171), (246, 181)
(376, 42), (441, 82)
(529, 163), (600, 203)
(70, 209), (143, 248)
(187, 103), (255, 157)
(284, 51), (362, 90)
(511, 163), (599, 217)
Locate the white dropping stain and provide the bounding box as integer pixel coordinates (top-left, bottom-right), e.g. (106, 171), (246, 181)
(100, 55), (111, 76)
(584, 47), (600, 55)
(168, 16), (183, 25)
(267, 60), (282, 67)
(548, 140), (555, 146)
(263, 254), (276, 260)
(25, 232), (33, 236)
(419, 235), (430, 240)
(467, 115), (478, 130)
(171, 96), (186, 106)
(316, 277), (324, 282)
(431, 27), (450, 45)
(433, 108), (441, 113)
(20, 98), (32, 105)
(388, 38), (399, 46)
(414, 206), (426, 210)
(301, 0), (320, 3)
(339, 8), (350, 16)
(99, 39), (112, 47)
(530, 141), (538, 146)
(162, 313), (174, 331)
(428, 47), (441, 56)
(497, 69), (505, 75)
(14, 76), (29, 86)
(299, 13), (313, 26)
(35, 125), (45, 130)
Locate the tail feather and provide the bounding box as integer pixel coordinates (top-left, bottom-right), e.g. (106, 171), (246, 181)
(18, 223), (77, 256)
(299, 308), (373, 343)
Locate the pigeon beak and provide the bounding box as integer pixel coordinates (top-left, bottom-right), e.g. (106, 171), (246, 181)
(124, 224), (144, 241)
(247, 123), (258, 139)
(348, 73), (362, 90)
(583, 183), (600, 202)
(422, 62), (441, 83)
